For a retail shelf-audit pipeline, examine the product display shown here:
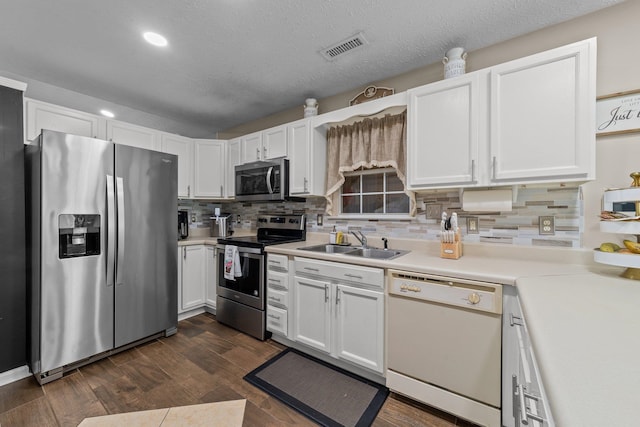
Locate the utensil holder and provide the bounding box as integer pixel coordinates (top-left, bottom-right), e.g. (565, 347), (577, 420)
(440, 232), (462, 259)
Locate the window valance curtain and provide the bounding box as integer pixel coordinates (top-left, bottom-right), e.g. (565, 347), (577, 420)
(324, 111), (416, 216)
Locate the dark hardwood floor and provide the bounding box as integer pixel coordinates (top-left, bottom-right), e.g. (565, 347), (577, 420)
(0, 313), (476, 426)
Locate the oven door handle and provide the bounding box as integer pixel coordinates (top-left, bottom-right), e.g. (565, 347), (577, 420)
(266, 166), (274, 194)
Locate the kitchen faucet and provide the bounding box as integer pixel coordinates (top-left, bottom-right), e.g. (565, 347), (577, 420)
(350, 230), (368, 248)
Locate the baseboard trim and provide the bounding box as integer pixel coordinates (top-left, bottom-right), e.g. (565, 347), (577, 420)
(0, 365), (31, 387)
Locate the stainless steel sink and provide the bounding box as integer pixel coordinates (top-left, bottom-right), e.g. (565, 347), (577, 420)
(297, 244), (356, 254)
(344, 247), (409, 260)
(298, 244), (410, 260)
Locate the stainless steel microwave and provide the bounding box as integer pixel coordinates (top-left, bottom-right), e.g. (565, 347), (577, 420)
(235, 157), (290, 202)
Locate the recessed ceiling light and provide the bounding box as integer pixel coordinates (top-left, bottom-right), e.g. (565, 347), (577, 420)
(100, 109), (115, 118)
(143, 31), (168, 47)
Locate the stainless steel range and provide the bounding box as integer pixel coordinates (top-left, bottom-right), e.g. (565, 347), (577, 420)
(216, 214), (305, 340)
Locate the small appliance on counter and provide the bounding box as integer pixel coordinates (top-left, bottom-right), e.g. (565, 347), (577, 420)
(210, 208), (233, 238)
(178, 210), (189, 240)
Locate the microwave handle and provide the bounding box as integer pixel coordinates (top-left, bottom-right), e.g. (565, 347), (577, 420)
(266, 166), (274, 194)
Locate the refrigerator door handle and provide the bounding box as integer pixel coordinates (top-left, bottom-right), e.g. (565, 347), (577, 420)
(106, 175), (115, 287)
(116, 176), (125, 286)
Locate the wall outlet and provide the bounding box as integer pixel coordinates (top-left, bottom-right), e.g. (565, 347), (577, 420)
(467, 216), (479, 234)
(539, 216), (555, 235)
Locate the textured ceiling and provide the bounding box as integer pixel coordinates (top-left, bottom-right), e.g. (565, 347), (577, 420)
(0, 0), (624, 138)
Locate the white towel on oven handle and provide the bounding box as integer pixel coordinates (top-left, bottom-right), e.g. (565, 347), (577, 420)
(223, 245), (242, 280)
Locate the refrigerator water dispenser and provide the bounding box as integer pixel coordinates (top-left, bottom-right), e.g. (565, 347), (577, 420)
(58, 214), (101, 258)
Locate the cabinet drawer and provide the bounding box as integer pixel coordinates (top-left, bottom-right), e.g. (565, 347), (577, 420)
(294, 257), (384, 289)
(267, 287), (288, 309)
(267, 270), (289, 290)
(267, 306), (287, 336)
(267, 254), (289, 271)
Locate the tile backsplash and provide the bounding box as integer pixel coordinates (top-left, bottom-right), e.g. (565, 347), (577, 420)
(179, 184), (582, 248)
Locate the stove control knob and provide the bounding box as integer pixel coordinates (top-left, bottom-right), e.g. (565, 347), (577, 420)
(467, 292), (481, 305)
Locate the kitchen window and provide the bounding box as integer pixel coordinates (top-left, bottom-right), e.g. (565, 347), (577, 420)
(339, 167), (410, 218)
(324, 111), (416, 217)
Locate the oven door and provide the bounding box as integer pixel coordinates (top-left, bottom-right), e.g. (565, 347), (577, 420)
(235, 160), (285, 202)
(216, 246), (265, 310)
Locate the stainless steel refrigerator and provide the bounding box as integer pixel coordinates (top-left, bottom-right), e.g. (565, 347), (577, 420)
(26, 130), (178, 384)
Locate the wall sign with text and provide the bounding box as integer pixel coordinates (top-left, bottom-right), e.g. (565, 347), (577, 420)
(596, 89), (640, 136)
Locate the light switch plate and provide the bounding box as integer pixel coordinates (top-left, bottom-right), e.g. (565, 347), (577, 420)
(317, 214), (323, 226)
(539, 216), (555, 235)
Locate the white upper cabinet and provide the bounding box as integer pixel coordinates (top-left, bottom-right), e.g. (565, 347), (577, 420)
(240, 131), (263, 163)
(106, 120), (160, 151)
(489, 39), (596, 183)
(240, 125), (288, 164)
(288, 118), (326, 196)
(193, 139), (226, 198)
(407, 74), (480, 188)
(226, 137), (241, 198)
(407, 38), (596, 190)
(161, 133), (194, 199)
(25, 98), (105, 142)
(263, 124), (288, 159)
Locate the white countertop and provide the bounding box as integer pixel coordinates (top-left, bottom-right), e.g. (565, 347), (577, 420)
(266, 234), (595, 285)
(267, 233), (638, 425)
(517, 271), (640, 427)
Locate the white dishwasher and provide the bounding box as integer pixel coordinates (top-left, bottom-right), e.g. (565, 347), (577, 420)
(386, 269), (503, 427)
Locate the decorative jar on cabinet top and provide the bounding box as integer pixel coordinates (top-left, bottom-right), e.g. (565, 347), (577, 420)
(303, 98), (318, 117)
(443, 47), (467, 79)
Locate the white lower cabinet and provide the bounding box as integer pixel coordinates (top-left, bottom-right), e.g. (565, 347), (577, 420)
(204, 245), (217, 309)
(266, 305), (288, 337)
(178, 244), (217, 316)
(179, 245), (205, 312)
(293, 257), (385, 374)
(266, 254), (291, 337)
(503, 286), (553, 427)
(334, 284), (384, 373)
(293, 276), (332, 353)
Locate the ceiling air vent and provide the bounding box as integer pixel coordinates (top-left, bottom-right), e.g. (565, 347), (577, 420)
(320, 33), (368, 61)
